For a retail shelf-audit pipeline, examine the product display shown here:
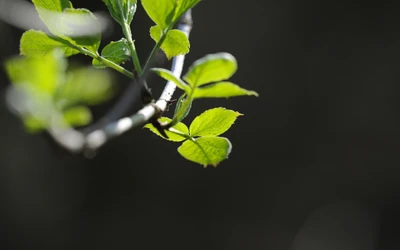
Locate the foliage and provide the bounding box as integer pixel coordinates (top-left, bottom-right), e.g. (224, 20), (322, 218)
(4, 0), (258, 167)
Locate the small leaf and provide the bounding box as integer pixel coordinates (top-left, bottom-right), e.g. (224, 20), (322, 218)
(189, 107), (242, 137)
(141, 0), (176, 29)
(183, 52), (237, 87)
(174, 0), (201, 21)
(174, 93), (192, 122)
(192, 81), (259, 99)
(103, 0), (137, 25)
(23, 115), (47, 133)
(62, 106), (92, 127)
(20, 30), (79, 57)
(55, 67), (114, 107)
(178, 137), (232, 167)
(93, 39), (131, 68)
(150, 26), (190, 59)
(151, 67), (189, 91)
(143, 117), (189, 142)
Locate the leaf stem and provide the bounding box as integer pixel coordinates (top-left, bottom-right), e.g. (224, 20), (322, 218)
(121, 22), (142, 75)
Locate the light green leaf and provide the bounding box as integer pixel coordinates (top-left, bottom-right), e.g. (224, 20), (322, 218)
(103, 0), (137, 25)
(192, 81), (259, 99)
(174, 93), (191, 122)
(151, 67), (189, 91)
(32, 0), (72, 35)
(5, 50), (67, 95)
(62, 106), (92, 127)
(150, 26), (190, 60)
(183, 52), (237, 87)
(93, 39), (131, 68)
(20, 30), (79, 57)
(141, 0), (176, 29)
(178, 137), (232, 167)
(55, 67), (114, 107)
(23, 115), (47, 133)
(60, 8), (102, 53)
(174, 0), (201, 21)
(189, 107), (242, 137)
(32, 0), (72, 12)
(143, 117), (189, 142)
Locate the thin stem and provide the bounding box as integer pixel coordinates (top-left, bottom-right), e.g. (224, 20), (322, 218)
(122, 22), (142, 75)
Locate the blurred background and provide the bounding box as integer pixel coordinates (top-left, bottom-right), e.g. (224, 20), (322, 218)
(1, 0), (400, 249)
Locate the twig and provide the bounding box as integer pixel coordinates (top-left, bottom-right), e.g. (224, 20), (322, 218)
(48, 10), (193, 154)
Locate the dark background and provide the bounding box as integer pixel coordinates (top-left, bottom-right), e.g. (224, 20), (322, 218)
(1, 0), (400, 249)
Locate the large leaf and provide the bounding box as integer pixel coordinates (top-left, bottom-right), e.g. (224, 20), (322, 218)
(183, 52), (237, 87)
(189, 108), (242, 137)
(93, 39), (131, 68)
(174, 0), (201, 21)
(103, 0), (137, 25)
(141, 0), (176, 29)
(192, 81), (258, 99)
(143, 117), (189, 142)
(151, 67), (189, 91)
(150, 26), (190, 59)
(178, 137), (232, 167)
(20, 30), (79, 57)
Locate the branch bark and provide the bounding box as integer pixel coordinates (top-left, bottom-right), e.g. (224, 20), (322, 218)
(48, 10), (193, 155)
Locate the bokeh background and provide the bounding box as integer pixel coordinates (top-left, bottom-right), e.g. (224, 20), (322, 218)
(1, 0), (400, 249)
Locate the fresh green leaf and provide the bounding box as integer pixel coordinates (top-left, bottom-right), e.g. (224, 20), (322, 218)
(32, 0), (72, 35)
(103, 0), (137, 25)
(174, 0), (201, 21)
(143, 117), (189, 142)
(32, 0), (72, 12)
(174, 93), (191, 122)
(23, 115), (47, 133)
(62, 106), (92, 126)
(60, 8), (102, 53)
(55, 67), (114, 107)
(183, 52), (237, 87)
(93, 39), (131, 68)
(192, 81), (259, 99)
(150, 26), (190, 59)
(151, 67), (189, 91)
(20, 30), (79, 57)
(5, 50), (67, 94)
(141, 0), (176, 29)
(178, 137), (232, 167)
(189, 107), (242, 137)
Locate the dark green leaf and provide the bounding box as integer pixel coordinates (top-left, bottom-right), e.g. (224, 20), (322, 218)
(178, 137), (232, 167)
(93, 39), (131, 68)
(174, 93), (192, 122)
(102, 0), (137, 25)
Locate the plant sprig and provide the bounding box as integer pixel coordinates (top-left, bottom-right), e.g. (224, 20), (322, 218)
(4, 0), (259, 167)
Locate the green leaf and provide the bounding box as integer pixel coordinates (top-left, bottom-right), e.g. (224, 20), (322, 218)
(192, 81), (259, 99)
(150, 26), (190, 60)
(178, 137), (232, 167)
(32, 0), (72, 35)
(60, 8), (102, 53)
(20, 30), (79, 57)
(102, 0), (137, 25)
(151, 67), (189, 91)
(93, 39), (131, 68)
(174, 0), (201, 21)
(62, 106), (92, 127)
(174, 93), (191, 122)
(143, 117), (189, 142)
(183, 52), (237, 87)
(55, 67), (114, 107)
(5, 50), (67, 95)
(23, 115), (47, 133)
(32, 0), (72, 12)
(141, 0), (176, 29)
(189, 107), (242, 137)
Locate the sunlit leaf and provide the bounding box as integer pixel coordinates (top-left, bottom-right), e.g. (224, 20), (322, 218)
(150, 25), (189, 59)
(141, 0), (176, 29)
(189, 107), (242, 137)
(143, 117), (189, 142)
(93, 38), (131, 68)
(20, 30), (79, 57)
(183, 52), (237, 87)
(174, 0), (200, 21)
(178, 137), (232, 167)
(151, 67), (189, 91)
(103, 0), (137, 25)
(192, 81), (258, 99)
(62, 106), (92, 127)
